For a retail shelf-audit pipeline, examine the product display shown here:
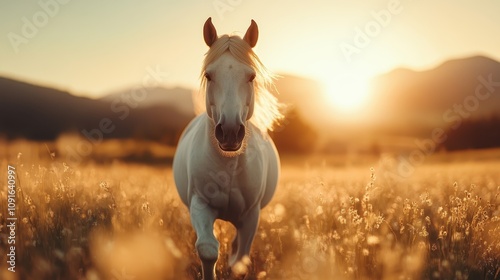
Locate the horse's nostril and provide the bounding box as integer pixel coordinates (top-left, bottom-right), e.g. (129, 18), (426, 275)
(215, 124), (224, 142)
(237, 125), (245, 142)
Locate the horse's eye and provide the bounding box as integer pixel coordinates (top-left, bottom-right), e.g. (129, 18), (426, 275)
(204, 73), (211, 81)
(249, 74), (256, 82)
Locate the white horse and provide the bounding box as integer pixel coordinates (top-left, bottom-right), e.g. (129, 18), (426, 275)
(173, 18), (282, 279)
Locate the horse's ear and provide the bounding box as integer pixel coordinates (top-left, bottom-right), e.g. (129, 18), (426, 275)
(203, 17), (218, 47)
(243, 19), (258, 48)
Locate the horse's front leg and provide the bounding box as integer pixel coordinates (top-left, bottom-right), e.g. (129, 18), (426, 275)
(190, 195), (219, 280)
(229, 206), (260, 268)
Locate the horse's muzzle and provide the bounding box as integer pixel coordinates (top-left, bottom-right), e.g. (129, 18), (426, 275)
(215, 123), (245, 151)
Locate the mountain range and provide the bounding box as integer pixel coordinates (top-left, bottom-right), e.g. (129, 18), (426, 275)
(367, 55), (500, 134)
(0, 77), (194, 145)
(1, 55), (499, 153)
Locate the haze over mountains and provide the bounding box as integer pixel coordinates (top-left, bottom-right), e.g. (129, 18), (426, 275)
(368, 55), (500, 133)
(1, 55), (499, 153)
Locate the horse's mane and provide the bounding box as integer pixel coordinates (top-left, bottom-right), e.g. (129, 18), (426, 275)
(197, 34), (283, 134)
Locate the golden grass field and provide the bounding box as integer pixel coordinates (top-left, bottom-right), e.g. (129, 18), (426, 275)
(1, 144), (500, 280)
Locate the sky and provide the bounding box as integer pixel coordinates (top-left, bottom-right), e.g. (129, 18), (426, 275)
(1, 0), (500, 99)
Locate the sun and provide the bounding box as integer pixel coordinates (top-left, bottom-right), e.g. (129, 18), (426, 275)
(321, 73), (372, 112)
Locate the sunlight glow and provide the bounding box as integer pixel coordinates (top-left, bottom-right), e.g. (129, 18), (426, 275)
(321, 72), (372, 112)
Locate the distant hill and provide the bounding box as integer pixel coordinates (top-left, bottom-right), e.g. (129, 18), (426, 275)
(368, 55), (500, 134)
(100, 86), (194, 116)
(272, 56), (500, 152)
(332, 55), (500, 152)
(0, 77), (194, 145)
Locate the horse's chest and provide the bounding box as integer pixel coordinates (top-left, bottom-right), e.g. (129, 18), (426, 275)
(193, 161), (265, 219)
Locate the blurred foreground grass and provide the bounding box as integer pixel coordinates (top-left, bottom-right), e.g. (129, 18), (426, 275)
(1, 148), (500, 279)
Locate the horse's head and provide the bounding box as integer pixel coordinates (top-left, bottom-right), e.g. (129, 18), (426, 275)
(201, 18), (259, 153)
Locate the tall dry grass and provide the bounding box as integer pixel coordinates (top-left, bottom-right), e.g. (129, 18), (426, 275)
(0, 149), (499, 279)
